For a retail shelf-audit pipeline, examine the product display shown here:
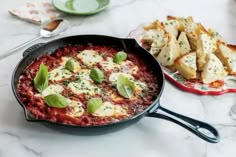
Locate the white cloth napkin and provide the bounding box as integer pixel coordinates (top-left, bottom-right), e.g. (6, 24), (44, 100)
(8, 0), (61, 25)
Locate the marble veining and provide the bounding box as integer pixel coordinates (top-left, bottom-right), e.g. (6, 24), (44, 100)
(1, 0), (236, 157)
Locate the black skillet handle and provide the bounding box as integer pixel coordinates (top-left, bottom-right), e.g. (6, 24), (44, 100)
(147, 106), (220, 143)
(23, 43), (45, 57)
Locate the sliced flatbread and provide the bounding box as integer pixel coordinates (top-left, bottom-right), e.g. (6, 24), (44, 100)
(167, 16), (200, 49)
(178, 32), (191, 55)
(141, 20), (169, 52)
(196, 33), (217, 71)
(162, 19), (180, 38)
(208, 28), (225, 43)
(141, 16), (234, 84)
(184, 23), (208, 50)
(156, 36), (181, 66)
(167, 16), (194, 29)
(175, 52), (197, 79)
(143, 20), (163, 30)
(150, 34), (169, 56)
(201, 53), (227, 84)
(215, 44), (236, 74)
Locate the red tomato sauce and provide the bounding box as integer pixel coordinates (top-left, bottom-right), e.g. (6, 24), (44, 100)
(17, 44), (159, 126)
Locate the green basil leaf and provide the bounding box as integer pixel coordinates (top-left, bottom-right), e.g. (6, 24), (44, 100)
(113, 51), (127, 64)
(44, 94), (69, 108)
(90, 68), (104, 83)
(65, 60), (74, 72)
(33, 64), (49, 93)
(117, 75), (135, 99)
(87, 97), (102, 114)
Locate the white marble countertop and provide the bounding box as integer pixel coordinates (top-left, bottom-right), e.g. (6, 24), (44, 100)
(1, 0), (236, 156)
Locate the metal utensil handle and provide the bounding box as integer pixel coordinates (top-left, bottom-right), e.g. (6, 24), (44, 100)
(0, 35), (42, 60)
(147, 106), (220, 143)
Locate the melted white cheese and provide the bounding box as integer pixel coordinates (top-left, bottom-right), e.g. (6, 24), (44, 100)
(66, 100), (84, 117)
(67, 80), (101, 95)
(49, 66), (72, 81)
(109, 72), (134, 83)
(77, 50), (103, 67)
(41, 84), (64, 97)
(76, 69), (91, 81)
(100, 57), (120, 71)
(120, 60), (139, 74)
(135, 81), (147, 91)
(93, 102), (127, 117)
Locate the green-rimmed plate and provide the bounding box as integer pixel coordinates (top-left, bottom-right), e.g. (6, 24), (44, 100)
(52, 0), (110, 15)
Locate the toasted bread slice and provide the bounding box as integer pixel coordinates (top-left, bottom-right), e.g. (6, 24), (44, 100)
(208, 28), (225, 43)
(141, 20), (168, 50)
(215, 43), (236, 74)
(184, 23), (208, 50)
(162, 20), (180, 38)
(178, 32), (191, 55)
(140, 30), (159, 48)
(156, 36), (181, 66)
(150, 35), (169, 56)
(167, 16), (194, 27)
(143, 20), (163, 30)
(166, 16), (199, 50)
(201, 53), (227, 84)
(196, 33), (217, 71)
(175, 52), (197, 79)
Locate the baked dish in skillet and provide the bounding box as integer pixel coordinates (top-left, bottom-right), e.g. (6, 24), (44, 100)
(17, 44), (159, 126)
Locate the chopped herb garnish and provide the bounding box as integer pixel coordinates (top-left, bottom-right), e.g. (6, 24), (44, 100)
(179, 41), (184, 46)
(63, 80), (70, 86)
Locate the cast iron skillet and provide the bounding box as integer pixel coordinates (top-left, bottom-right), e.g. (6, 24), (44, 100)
(12, 35), (219, 143)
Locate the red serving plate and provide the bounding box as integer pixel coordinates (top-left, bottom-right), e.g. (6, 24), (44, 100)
(128, 24), (236, 95)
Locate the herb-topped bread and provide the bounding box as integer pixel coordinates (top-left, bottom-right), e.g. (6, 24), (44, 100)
(141, 16), (235, 84)
(201, 53), (227, 84)
(215, 44), (236, 75)
(175, 52), (197, 79)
